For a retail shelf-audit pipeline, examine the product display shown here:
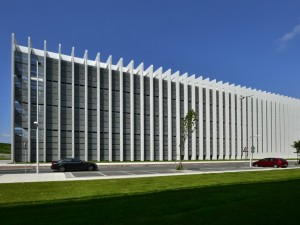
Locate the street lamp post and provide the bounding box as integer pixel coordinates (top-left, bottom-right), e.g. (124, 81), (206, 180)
(24, 141), (27, 173)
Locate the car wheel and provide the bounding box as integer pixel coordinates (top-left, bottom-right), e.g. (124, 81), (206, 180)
(88, 165), (94, 171)
(273, 164), (279, 168)
(254, 164), (258, 167)
(59, 166), (66, 172)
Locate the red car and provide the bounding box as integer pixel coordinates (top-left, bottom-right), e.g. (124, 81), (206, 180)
(253, 158), (288, 168)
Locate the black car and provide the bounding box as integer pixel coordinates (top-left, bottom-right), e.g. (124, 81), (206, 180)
(51, 158), (98, 172)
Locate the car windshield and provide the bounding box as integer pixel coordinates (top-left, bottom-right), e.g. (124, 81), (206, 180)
(72, 158), (81, 162)
(63, 158), (72, 162)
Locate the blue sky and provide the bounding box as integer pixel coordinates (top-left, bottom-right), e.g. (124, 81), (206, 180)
(1, 0), (300, 143)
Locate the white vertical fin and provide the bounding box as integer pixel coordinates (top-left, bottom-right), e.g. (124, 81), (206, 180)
(158, 67), (163, 161)
(211, 80), (217, 160)
(71, 47), (75, 159)
(231, 85), (236, 159)
(183, 73), (188, 160)
(204, 78), (210, 159)
(58, 44), (61, 160)
(43, 40), (47, 162)
(149, 65), (154, 161)
(175, 71), (181, 160)
(11, 33), (16, 162)
(138, 63), (145, 161)
(28, 37), (32, 162)
(96, 53), (101, 161)
(236, 86), (242, 159)
(84, 50), (88, 161)
(107, 55), (112, 161)
(118, 58), (124, 161)
(129, 60), (134, 161)
(217, 81), (224, 159)
(191, 75), (196, 160)
(224, 83), (230, 159)
(166, 69), (172, 161)
(198, 77), (204, 159)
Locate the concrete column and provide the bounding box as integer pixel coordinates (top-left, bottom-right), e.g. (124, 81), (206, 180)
(158, 68), (163, 161)
(280, 100), (284, 154)
(11, 34), (15, 162)
(241, 87), (247, 156)
(284, 102), (289, 157)
(247, 89), (252, 152)
(257, 93), (263, 156)
(252, 93), (257, 155)
(107, 56), (112, 161)
(184, 73), (188, 160)
(217, 82), (224, 159)
(96, 53), (101, 161)
(58, 44), (61, 160)
(175, 72), (180, 160)
(149, 65), (154, 161)
(71, 47), (75, 159)
(282, 97), (289, 157)
(236, 86), (242, 159)
(288, 102), (292, 156)
(262, 93), (267, 155)
(27, 37), (31, 162)
(267, 95), (272, 154)
(84, 50), (88, 161)
(276, 99), (281, 153)
(119, 58), (124, 161)
(166, 70), (172, 161)
(43, 41), (47, 162)
(271, 99), (276, 154)
(198, 77), (204, 160)
(224, 83), (230, 159)
(129, 60), (134, 162)
(211, 80), (217, 160)
(138, 63), (145, 161)
(191, 75), (196, 160)
(203, 78), (210, 159)
(230, 85), (236, 159)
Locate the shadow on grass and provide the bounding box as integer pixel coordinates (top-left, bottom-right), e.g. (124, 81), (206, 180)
(1, 179), (299, 225)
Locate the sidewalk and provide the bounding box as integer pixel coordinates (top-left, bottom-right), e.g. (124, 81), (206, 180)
(0, 173), (66, 183)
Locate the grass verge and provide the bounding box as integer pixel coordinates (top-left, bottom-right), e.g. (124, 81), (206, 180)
(0, 169), (299, 224)
(0, 143), (10, 154)
(0, 157), (10, 160)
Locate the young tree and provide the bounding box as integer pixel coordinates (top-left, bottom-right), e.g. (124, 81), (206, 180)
(291, 140), (300, 164)
(177, 109), (197, 170)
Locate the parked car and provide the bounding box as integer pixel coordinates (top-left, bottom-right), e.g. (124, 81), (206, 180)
(51, 158), (98, 172)
(252, 158), (288, 168)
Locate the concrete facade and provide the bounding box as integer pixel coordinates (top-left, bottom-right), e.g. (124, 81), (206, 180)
(11, 34), (300, 162)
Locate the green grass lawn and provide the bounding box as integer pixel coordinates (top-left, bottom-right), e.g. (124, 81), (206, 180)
(0, 143), (10, 154)
(0, 169), (299, 225)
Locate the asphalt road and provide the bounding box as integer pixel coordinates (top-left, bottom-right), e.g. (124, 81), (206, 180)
(0, 161), (299, 177)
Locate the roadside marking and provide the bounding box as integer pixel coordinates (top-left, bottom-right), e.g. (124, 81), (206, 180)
(120, 171), (135, 175)
(147, 171), (160, 174)
(140, 170), (159, 174)
(97, 172), (107, 176)
(65, 172), (75, 178)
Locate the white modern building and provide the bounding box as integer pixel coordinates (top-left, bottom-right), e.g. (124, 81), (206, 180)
(11, 34), (300, 162)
